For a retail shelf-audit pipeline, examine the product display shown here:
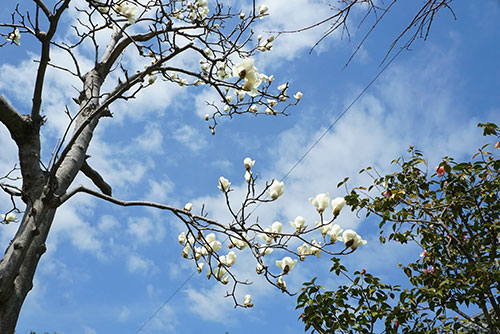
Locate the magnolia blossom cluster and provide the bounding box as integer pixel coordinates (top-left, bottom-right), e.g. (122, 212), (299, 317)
(6, 28), (21, 46)
(309, 193), (346, 216)
(257, 4), (269, 18)
(177, 158), (368, 306)
(114, 1), (137, 23)
(178, 228), (255, 305)
(200, 54), (301, 122)
(187, 0), (209, 21)
(257, 35), (274, 52)
(232, 58), (264, 97)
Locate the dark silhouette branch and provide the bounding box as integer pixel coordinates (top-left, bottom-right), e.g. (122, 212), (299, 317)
(80, 160), (112, 196)
(0, 95), (27, 144)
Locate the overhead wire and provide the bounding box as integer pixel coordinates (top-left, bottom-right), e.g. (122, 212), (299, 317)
(135, 46), (405, 334)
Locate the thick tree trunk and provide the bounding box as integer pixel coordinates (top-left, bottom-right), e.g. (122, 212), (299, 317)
(0, 67), (104, 332)
(0, 194), (57, 334)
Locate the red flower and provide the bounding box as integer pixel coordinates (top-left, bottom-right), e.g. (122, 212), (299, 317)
(436, 166), (445, 177)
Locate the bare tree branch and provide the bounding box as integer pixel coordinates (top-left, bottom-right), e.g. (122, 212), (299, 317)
(58, 184), (225, 229)
(32, 0), (51, 19)
(30, 0), (71, 124)
(80, 160), (112, 196)
(0, 95), (27, 144)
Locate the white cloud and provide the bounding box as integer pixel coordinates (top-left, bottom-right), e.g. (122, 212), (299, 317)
(172, 124), (208, 152)
(84, 326), (97, 334)
(118, 306), (131, 322)
(145, 178), (175, 203)
(126, 216), (165, 245)
(98, 215), (121, 232)
(184, 285), (238, 324)
(253, 0), (339, 64)
(134, 123), (164, 153)
(50, 198), (104, 258)
(127, 252), (157, 275)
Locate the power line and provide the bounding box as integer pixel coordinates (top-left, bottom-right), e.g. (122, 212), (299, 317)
(135, 271), (196, 334)
(135, 47), (405, 333)
(281, 46), (405, 182)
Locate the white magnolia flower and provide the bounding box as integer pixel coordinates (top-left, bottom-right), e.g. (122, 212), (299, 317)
(217, 65), (230, 79)
(115, 2), (137, 23)
(98, 6), (110, 13)
(205, 233), (222, 252)
(204, 48), (214, 58)
(245, 170), (252, 183)
(310, 193), (330, 214)
(197, 262), (205, 273)
(259, 229), (273, 244)
(213, 267), (227, 280)
(237, 90), (246, 101)
(200, 62), (211, 71)
(221, 275), (229, 285)
(7, 28), (21, 46)
(314, 221), (332, 237)
(206, 265), (212, 279)
(328, 224), (343, 243)
(182, 244), (191, 258)
(229, 234), (247, 249)
(4, 212), (17, 223)
(194, 247), (203, 260)
(268, 179), (284, 200)
(256, 263), (264, 274)
(184, 202), (193, 211)
(244, 157), (255, 170)
(276, 256), (297, 274)
(248, 105), (258, 113)
(260, 246), (273, 256)
(277, 275), (286, 289)
(257, 4), (269, 17)
(271, 221), (282, 233)
(339, 229), (367, 250)
(294, 92), (303, 100)
(218, 176), (231, 192)
(148, 74), (157, 84)
(244, 294), (253, 307)
(289, 216), (306, 231)
(310, 238), (322, 257)
(233, 58), (262, 97)
(331, 197), (346, 216)
(178, 232), (186, 245)
(297, 243), (312, 260)
(267, 99), (278, 107)
(199, 246), (208, 257)
(268, 75), (274, 83)
(204, 114), (210, 121)
(277, 83), (287, 91)
(220, 251), (237, 267)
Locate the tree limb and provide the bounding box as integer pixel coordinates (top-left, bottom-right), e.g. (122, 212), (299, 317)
(0, 95), (27, 144)
(58, 185), (226, 229)
(32, 0), (51, 19)
(31, 0), (71, 123)
(80, 160), (112, 196)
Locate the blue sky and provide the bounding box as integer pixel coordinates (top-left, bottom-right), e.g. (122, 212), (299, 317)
(1, 1), (499, 333)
